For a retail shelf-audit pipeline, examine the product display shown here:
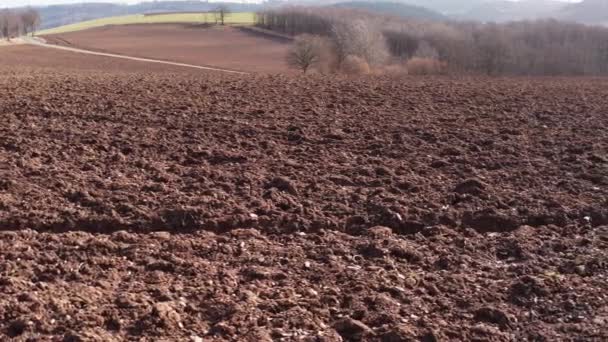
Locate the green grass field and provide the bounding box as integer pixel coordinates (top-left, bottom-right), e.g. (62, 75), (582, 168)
(38, 12), (256, 35)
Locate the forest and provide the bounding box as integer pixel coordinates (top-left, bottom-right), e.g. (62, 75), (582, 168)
(258, 7), (608, 75)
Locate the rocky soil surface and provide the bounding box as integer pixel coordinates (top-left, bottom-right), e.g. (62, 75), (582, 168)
(0, 62), (607, 340)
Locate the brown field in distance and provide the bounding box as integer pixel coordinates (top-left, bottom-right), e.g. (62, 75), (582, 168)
(0, 45), (216, 74)
(44, 24), (291, 73)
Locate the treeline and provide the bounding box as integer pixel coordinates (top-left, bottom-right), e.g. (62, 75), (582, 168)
(257, 7), (608, 75)
(0, 8), (41, 41)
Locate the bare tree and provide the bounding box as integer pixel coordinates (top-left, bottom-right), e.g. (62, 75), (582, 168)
(214, 5), (231, 26)
(286, 34), (323, 73)
(384, 30), (419, 59)
(0, 9), (19, 41)
(21, 7), (41, 36)
(474, 25), (509, 75)
(0, 11), (8, 41)
(331, 20), (388, 67)
(8, 11), (21, 40)
(599, 42), (608, 74)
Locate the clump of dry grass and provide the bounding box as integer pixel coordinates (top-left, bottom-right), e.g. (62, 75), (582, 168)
(405, 57), (445, 75)
(341, 55), (371, 75)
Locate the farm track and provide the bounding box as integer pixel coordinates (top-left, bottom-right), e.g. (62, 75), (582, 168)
(0, 60), (607, 340)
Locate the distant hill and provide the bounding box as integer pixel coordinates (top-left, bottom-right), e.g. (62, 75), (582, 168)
(332, 1), (446, 21)
(459, 0), (567, 23)
(272, 0), (489, 15)
(558, 0), (608, 25)
(35, 1), (262, 30)
(399, 0), (490, 15)
(39, 3), (126, 29)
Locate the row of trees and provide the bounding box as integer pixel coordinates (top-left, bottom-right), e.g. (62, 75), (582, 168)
(259, 8), (608, 76)
(0, 8), (41, 41)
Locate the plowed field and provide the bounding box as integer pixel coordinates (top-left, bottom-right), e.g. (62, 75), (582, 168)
(0, 45), (213, 74)
(0, 48), (607, 341)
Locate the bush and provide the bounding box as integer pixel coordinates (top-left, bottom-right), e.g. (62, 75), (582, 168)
(405, 57), (445, 75)
(341, 55), (371, 75)
(331, 20), (388, 67)
(376, 63), (408, 76)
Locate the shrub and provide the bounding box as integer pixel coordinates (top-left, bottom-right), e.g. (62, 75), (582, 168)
(331, 20), (388, 67)
(376, 63), (409, 76)
(341, 55), (371, 75)
(405, 57), (445, 75)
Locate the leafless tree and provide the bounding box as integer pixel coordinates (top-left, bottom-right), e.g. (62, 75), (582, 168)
(286, 34), (322, 73)
(599, 42), (608, 74)
(214, 5), (231, 26)
(0, 8), (41, 41)
(0, 10), (19, 41)
(0, 10), (8, 41)
(21, 7), (41, 36)
(384, 30), (419, 59)
(331, 20), (388, 67)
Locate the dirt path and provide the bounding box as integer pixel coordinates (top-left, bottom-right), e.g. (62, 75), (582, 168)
(23, 36), (248, 74)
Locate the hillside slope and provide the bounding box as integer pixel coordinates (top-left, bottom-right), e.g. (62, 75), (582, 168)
(459, 0), (567, 22)
(36, 1), (262, 30)
(364, 0), (490, 14)
(332, 1), (446, 20)
(37, 13), (255, 35)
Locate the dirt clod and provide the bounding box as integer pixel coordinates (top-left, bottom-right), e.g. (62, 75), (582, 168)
(462, 210), (520, 233)
(473, 307), (513, 329)
(6, 320), (27, 337)
(454, 179), (486, 196)
(153, 302), (181, 328)
(332, 317), (374, 340)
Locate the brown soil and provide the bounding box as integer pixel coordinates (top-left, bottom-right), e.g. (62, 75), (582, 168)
(44, 24), (291, 73)
(0, 45), (213, 75)
(0, 50), (607, 340)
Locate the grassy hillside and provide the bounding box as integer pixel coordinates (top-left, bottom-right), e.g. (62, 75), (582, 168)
(38, 12), (256, 35)
(36, 1), (262, 30)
